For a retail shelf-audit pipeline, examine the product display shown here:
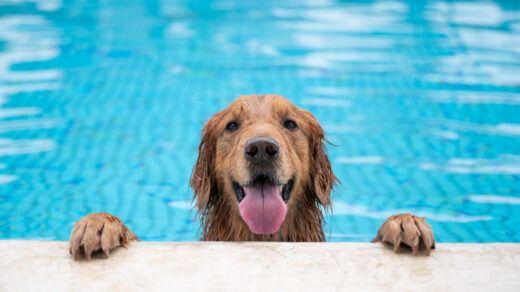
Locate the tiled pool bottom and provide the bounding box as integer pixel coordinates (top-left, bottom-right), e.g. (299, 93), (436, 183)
(1, 0), (520, 243)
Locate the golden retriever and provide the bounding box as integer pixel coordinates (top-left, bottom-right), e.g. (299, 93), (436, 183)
(69, 94), (435, 260)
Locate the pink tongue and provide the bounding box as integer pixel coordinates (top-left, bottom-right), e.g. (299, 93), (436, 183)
(239, 181), (287, 234)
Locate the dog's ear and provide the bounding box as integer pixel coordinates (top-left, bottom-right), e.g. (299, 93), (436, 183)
(301, 109), (338, 207)
(190, 116), (219, 213)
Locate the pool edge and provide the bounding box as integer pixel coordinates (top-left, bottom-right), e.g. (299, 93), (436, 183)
(1, 240), (519, 291)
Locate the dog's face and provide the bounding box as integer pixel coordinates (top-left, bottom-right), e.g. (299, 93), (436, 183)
(191, 95), (335, 236)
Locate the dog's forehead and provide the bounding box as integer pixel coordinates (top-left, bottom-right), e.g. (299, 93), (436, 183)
(229, 94), (296, 118)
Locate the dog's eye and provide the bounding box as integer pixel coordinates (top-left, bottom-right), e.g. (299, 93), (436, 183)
(225, 121), (239, 132)
(283, 119), (298, 130)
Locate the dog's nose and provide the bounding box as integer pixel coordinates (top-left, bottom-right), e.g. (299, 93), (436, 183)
(244, 136), (279, 164)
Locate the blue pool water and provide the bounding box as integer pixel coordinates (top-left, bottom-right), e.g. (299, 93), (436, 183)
(0, 0), (519, 242)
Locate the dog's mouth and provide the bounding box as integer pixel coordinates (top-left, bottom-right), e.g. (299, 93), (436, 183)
(232, 175), (294, 235)
(233, 175), (294, 204)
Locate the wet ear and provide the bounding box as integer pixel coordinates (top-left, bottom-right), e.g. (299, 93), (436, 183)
(302, 110), (338, 207)
(190, 117), (218, 213)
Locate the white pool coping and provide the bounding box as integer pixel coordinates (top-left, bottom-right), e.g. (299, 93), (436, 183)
(1, 240), (519, 291)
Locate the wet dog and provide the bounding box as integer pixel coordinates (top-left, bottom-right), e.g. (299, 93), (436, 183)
(69, 94), (434, 259)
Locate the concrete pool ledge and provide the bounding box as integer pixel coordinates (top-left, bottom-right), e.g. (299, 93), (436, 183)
(1, 241), (519, 291)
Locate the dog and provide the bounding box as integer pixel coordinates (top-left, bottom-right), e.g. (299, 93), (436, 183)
(69, 94), (435, 260)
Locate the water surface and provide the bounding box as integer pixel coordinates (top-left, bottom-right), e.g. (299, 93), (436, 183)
(0, 0), (519, 242)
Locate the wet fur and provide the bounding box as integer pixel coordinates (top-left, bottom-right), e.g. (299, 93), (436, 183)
(190, 94), (338, 241)
(69, 94), (435, 260)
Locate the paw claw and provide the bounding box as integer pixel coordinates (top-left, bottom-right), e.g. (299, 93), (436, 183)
(373, 213), (435, 256)
(68, 212), (138, 260)
(84, 246), (92, 261)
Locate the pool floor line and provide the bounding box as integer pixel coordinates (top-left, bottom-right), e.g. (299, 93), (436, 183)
(1, 240), (519, 291)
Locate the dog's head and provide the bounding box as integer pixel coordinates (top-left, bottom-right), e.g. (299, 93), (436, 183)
(190, 94), (336, 236)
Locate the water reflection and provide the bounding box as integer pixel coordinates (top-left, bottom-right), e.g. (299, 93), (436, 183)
(421, 155), (520, 175)
(0, 13), (62, 184)
(0, 0), (519, 242)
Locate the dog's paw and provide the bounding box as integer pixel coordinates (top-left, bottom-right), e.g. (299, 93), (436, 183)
(69, 212), (138, 260)
(371, 213), (435, 256)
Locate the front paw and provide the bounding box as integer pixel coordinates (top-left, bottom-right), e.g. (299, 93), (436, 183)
(372, 213), (435, 256)
(69, 212), (138, 260)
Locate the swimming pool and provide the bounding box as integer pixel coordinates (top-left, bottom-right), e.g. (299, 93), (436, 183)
(0, 0), (519, 242)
